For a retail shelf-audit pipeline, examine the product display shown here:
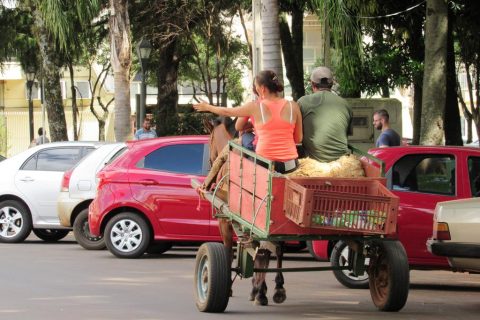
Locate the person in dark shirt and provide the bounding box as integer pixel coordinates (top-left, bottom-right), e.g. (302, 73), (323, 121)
(373, 109), (401, 147)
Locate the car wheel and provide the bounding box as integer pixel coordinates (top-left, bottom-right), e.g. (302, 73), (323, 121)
(331, 240), (370, 289)
(73, 209), (105, 250)
(104, 212), (151, 259)
(0, 200), (32, 243)
(146, 242), (173, 255)
(32, 229), (70, 242)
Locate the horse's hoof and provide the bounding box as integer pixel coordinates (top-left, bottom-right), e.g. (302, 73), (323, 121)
(249, 288), (258, 301)
(273, 288), (286, 304)
(254, 295), (268, 306)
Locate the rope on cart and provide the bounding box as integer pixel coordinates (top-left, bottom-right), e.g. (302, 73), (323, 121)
(211, 173), (229, 218)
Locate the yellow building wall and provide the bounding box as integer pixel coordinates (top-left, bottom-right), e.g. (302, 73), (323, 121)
(1, 65), (116, 157)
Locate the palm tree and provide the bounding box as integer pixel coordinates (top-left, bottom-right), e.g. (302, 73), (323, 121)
(261, 0), (283, 83)
(28, 0), (101, 141)
(109, 0), (132, 142)
(31, 4), (68, 141)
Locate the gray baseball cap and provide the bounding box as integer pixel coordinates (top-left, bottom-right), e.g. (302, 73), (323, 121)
(310, 66), (333, 84)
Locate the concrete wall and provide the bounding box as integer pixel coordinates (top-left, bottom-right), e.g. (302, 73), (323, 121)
(346, 98), (403, 152)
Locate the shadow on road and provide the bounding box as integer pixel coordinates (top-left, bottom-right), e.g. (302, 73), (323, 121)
(410, 283), (480, 292)
(22, 240), (77, 245)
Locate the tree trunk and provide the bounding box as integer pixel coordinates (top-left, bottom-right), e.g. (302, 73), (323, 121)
(33, 8), (68, 142)
(279, 10), (304, 101)
(261, 0), (283, 83)
(420, 0), (448, 145)
(410, 12), (425, 146)
(237, 3), (253, 77)
(443, 7), (463, 146)
(68, 63), (79, 141)
(98, 119), (106, 141)
(373, 27), (389, 98)
(110, 0), (132, 142)
(280, 15), (305, 101)
(412, 79), (423, 145)
(155, 40), (179, 137)
(318, 2), (330, 67)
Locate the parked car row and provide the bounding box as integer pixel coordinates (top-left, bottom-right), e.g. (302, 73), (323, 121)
(0, 136), (226, 259)
(309, 145), (480, 288)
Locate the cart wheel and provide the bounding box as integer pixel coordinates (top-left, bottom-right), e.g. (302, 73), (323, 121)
(368, 240), (409, 312)
(194, 242), (231, 313)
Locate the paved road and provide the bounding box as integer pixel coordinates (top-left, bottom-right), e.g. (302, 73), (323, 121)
(1, 233), (480, 320)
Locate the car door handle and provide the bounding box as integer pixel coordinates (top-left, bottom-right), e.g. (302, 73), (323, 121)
(139, 179), (158, 186)
(19, 177), (34, 182)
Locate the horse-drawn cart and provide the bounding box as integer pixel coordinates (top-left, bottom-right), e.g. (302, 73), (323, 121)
(191, 142), (409, 313)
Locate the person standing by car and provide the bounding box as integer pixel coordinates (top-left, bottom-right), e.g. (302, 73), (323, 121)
(134, 118), (157, 140)
(373, 109), (401, 147)
(33, 127), (50, 146)
(298, 66), (352, 162)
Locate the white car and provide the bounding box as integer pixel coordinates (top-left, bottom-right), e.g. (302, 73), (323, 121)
(427, 197), (480, 273)
(0, 142), (104, 243)
(57, 143), (126, 250)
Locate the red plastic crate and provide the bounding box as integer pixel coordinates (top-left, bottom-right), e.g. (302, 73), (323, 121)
(284, 177), (399, 235)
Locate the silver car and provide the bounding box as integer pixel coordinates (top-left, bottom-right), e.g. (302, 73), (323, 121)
(57, 143), (126, 250)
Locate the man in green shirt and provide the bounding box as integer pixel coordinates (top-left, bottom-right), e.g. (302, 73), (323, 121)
(297, 67), (352, 162)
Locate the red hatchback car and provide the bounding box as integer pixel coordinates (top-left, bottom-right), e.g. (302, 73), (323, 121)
(89, 136), (220, 258)
(311, 146), (480, 288)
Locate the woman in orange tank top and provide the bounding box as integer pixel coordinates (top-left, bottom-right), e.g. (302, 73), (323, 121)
(193, 70), (303, 173)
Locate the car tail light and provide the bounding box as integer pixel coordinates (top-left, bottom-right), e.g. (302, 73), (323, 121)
(433, 222), (451, 240)
(61, 168), (74, 192)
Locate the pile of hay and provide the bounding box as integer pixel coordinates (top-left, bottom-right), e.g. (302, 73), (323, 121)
(287, 154), (365, 178)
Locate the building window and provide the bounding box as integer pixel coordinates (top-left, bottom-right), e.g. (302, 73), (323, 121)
(63, 80), (92, 99)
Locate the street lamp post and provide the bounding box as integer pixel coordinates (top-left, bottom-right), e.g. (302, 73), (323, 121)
(25, 70), (36, 142)
(136, 38), (152, 128)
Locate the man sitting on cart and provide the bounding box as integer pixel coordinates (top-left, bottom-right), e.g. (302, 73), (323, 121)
(298, 66), (352, 162)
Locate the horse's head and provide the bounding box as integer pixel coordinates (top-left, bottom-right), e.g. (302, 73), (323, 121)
(204, 116), (238, 165)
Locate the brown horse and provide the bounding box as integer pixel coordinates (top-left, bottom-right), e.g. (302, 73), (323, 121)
(201, 116), (286, 306)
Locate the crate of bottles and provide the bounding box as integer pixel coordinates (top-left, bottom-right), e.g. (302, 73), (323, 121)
(283, 177), (399, 235)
